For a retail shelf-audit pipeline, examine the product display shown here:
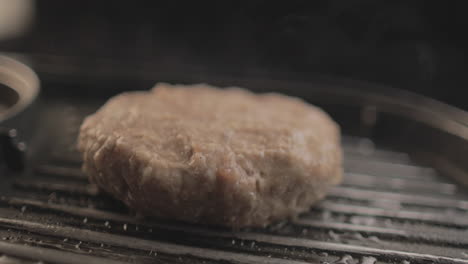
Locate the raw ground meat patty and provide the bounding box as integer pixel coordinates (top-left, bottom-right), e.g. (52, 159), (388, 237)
(78, 83), (343, 228)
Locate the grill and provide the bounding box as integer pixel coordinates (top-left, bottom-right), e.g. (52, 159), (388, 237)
(1, 56), (468, 264)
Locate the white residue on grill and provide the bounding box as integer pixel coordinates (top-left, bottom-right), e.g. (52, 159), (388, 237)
(328, 230), (340, 241)
(360, 256), (377, 264)
(351, 232), (364, 241)
(368, 236), (381, 244)
(350, 216), (376, 226)
(334, 254), (353, 264)
(75, 241), (82, 249)
(123, 223), (127, 231)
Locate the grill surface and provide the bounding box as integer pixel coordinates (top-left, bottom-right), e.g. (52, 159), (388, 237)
(1, 98), (468, 264)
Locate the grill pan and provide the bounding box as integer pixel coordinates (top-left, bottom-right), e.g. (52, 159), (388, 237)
(1, 55), (468, 264)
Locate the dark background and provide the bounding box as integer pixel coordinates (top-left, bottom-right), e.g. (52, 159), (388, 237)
(2, 0), (468, 109)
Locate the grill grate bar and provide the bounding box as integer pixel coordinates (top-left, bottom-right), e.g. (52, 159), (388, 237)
(343, 173), (457, 195)
(293, 219), (468, 247)
(13, 180), (99, 196)
(49, 151), (83, 166)
(313, 202), (468, 228)
(330, 187), (468, 211)
(343, 150), (411, 164)
(3, 195), (468, 251)
(143, 220), (468, 264)
(1, 196), (135, 223)
(34, 165), (87, 180)
(0, 217), (311, 264)
(344, 159), (438, 180)
(0, 227), (236, 264)
(0, 241), (127, 264)
(239, 235), (468, 264)
(1, 216), (467, 264)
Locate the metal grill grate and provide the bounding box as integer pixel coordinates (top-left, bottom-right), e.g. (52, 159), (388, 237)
(1, 102), (468, 264)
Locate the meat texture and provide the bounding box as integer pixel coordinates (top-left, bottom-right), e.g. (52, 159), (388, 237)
(78, 83), (342, 228)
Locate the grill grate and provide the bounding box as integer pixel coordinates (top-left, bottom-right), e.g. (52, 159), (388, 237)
(1, 102), (468, 264)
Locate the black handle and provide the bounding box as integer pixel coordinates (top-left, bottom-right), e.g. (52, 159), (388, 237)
(0, 128), (26, 171)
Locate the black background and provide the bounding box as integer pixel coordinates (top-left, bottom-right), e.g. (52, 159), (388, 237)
(2, 0), (468, 109)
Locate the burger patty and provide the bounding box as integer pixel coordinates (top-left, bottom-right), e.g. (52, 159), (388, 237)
(78, 83), (342, 228)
